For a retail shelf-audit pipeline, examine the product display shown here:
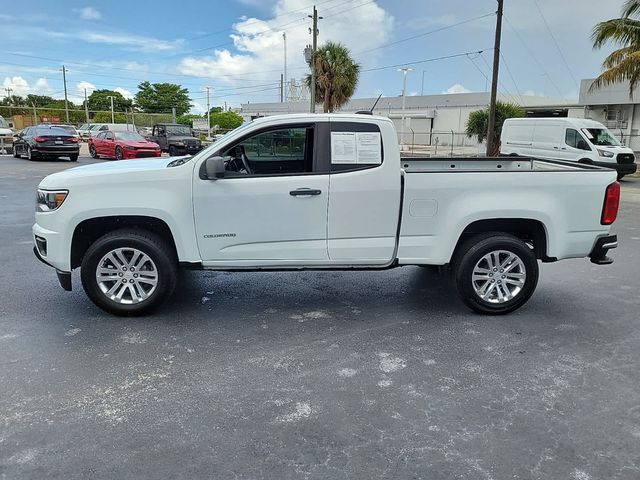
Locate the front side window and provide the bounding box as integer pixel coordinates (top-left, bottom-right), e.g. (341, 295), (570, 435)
(565, 129), (590, 150)
(105, 132), (114, 140)
(222, 126), (313, 176)
(96, 132), (106, 139)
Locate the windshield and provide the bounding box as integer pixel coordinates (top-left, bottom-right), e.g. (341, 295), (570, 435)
(165, 125), (192, 136)
(581, 128), (621, 146)
(0, 116), (10, 128)
(89, 125), (103, 131)
(115, 131), (145, 141)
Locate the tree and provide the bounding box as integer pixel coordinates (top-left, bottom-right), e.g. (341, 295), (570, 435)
(88, 90), (132, 112)
(135, 81), (191, 115)
(176, 114), (202, 127)
(466, 101), (524, 155)
(591, 0), (640, 96)
(305, 41), (360, 113)
(25, 95), (55, 107)
(210, 111), (243, 130)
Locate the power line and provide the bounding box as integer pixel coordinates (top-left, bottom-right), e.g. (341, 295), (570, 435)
(360, 49), (487, 73)
(356, 12), (495, 55)
(532, 0), (578, 90)
(478, 51), (519, 104)
(499, 52), (524, 104)
(502, 15), (564, 98)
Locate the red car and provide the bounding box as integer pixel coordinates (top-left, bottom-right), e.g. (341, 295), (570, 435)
(88, 130), (161, 160)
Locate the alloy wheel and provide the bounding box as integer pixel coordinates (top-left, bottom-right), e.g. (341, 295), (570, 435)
(95, 247), (158, 304)
(471, 250), (527, 303)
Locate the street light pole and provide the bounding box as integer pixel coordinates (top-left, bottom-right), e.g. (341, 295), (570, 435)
(107, 95), (115, 123)
(61, 65), (70, 124)
(205, 86), (211, 140)
(421, 70), (426, 96)
(398, 67), (412, 147)
(486, 0), (504, 156)
(4, 88), (13, 118)
(84, 88), (90, 124)
(283, 32), (287, 102)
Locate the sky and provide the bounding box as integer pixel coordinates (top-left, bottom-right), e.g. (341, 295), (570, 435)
(0, 0), (626, 114)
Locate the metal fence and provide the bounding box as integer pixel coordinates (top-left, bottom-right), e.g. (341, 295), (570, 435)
(397, 130), (485, 157)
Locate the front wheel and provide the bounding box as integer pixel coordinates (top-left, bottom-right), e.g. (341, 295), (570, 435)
(168, 145), (177, 157)
(80, 229), (178, 316)
(115, 146), (123, 160)
(89, 145), (98, 158)
(453, 233), (539, 315)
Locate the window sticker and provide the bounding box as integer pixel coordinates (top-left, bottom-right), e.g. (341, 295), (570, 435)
(356, 132), (382, 164)
(331, 132), (356, 163)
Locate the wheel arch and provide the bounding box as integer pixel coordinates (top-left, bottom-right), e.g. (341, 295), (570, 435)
(451, 218), (552, 263)
(71, 215), (178, 269)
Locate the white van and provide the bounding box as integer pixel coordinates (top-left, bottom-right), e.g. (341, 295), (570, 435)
(501, 117), (637, 179)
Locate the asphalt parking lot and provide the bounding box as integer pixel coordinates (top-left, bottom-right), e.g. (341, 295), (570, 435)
(1, 155), (639, 480)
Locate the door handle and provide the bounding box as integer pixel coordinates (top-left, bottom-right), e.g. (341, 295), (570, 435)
(289, 188), (321, 196)
(553, 146), (559, 149)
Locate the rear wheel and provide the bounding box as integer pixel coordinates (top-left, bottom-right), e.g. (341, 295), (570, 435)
(80, 229), (178, 316)
(69, 154), (78, 162)
(453, 233), (539, 315)
(27, 146), (37, 161)
(13, 146), (20, 158)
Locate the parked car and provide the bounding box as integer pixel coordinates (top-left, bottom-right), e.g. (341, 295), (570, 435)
(89, 123), (136, 137)
(13, 124), (79, 161)
(501, 117), (637, 180)
(148, 123), (202, 156)
(33, 114), (620, 316)
(77, 123), (99, 140)
(88, 130), (161, 160)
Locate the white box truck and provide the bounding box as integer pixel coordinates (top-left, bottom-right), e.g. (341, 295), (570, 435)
(501, 117), (637, 180)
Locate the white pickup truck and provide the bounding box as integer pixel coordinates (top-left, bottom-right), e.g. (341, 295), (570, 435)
(33, 114), (620, 316)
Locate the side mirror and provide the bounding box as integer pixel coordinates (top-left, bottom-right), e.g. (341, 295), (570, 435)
(205, 156), (225, 180)
(577, 140), (588, 150)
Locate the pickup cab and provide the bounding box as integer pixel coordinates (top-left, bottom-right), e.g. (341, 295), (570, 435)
(33, 114), (620, 316)
(148, 123), (203, 156)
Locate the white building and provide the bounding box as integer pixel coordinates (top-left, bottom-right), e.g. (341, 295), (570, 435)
(241, 92), (574, 149)
(579, 78), (640, 151)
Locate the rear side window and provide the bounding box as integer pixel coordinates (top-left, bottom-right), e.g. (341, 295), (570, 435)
(330, 122), (383, 173)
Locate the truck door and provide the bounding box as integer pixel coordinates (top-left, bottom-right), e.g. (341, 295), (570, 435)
(327, 120), (401, 264)
(193, 121), (330, 265)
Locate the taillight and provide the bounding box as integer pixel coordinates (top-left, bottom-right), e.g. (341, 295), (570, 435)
(68, 136), (79, 143)
(601, 182), (620, 225)
(33, 136), (47, 142)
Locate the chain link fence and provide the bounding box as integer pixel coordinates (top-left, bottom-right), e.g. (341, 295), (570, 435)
(397, 130), (485, 157)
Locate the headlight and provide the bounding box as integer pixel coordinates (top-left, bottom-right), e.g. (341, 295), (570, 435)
(123, 144), (136, 150)
(37, 189), (68, 212)
(597, 149), (615, 158)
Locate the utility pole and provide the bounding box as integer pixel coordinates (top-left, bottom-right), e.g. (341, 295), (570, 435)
(84, 88), (90, 124)
(31, 102), (37, 125)
(107, 95), (115, 123)
(486, 0), (504, 157)
(280, 74), (284, 102)
(398, 67), (413, 148)
(61, 65), (70, 123)
(421, 70), (426, 96)
(205, 86), (211, 140)
(308, 6), (322, 113)
(4, 87), (13, 117)
(172, 107), (176, 123)
(283, 32), (287, 102)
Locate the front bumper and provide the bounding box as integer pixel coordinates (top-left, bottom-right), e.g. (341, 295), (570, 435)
(33, 246), (71, 291)
(589, 234), (617, 265)
(593, 161), (637, 175)
(123, 149), (162, 159)
(171, 144), (202, 154)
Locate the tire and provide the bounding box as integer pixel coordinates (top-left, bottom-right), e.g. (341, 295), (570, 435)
(168, 146), (177, 157)
(452, 233), (539, 315)
(80, 229), (178, 316)
(89, 145), (98, 158)
(617, 173), (626, 181)
(13, 146), (20, 158)
(115, 146), (123, 160)
(69, 154), (78, 162)
(27, 146), (37, 161)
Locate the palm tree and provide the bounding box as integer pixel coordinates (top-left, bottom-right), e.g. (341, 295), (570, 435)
(305, 42), (360, 113)
(466, 101), (524, 156)
(591, 0), (640, 95)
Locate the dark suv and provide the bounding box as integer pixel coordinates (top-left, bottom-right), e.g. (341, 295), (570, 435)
(148, 123), (202, 156)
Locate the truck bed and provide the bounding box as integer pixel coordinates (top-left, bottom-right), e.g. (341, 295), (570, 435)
(400, 156), (605, 173)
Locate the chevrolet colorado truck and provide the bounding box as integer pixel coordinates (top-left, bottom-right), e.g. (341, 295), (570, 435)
(33, 114), (620, 316)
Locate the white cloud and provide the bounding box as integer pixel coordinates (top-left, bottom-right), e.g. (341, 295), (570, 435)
(79, 7), (102, 20)
(76, 81), (96, 97)
(78, 31), (184, 52)
(2, 76), (54, 97)
(114, 87), (133, 99)
(442, 84), (472, 94)
(405, 14), (458, 30)
(178, 0), (393, 90)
